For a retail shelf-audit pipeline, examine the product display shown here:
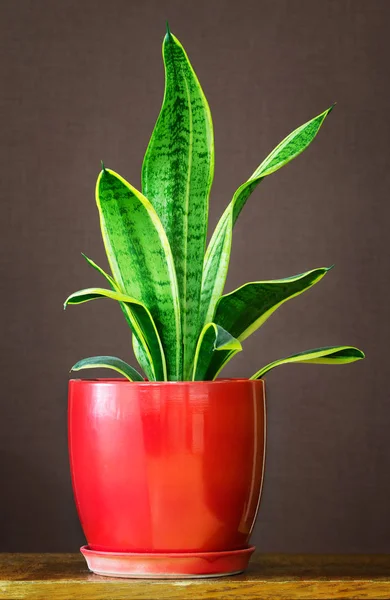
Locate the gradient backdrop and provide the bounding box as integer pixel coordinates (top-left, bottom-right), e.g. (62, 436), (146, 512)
(1, 0), (389, 552)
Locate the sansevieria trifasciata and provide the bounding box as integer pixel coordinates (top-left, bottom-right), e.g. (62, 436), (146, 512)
(65, 25), (364, 381)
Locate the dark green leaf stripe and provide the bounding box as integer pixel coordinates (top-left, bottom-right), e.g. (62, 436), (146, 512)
(142, 27), (214, 380)
(251, 346), (365, 379)
(96, 168), (181, 380)
(70, 356), (144, 382)
(64, 287), (166, 381)
(200, 105), (334, 328)
(206, 266), (332, 379)
(192, 323), (242, 381)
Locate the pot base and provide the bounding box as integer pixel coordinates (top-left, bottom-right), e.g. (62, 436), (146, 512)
(80, 545), (255, 579)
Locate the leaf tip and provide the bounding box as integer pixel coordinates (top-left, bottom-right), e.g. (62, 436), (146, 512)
(327, 264), (335, 272)
(319, 102), (336, 122)
(165, 20), (173, 41)
(100, 160), (106, 172)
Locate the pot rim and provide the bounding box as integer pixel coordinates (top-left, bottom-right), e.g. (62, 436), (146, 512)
(69, 377), (264, 385)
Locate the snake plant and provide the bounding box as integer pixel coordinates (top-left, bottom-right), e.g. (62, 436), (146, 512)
(65, 26), (364, 381)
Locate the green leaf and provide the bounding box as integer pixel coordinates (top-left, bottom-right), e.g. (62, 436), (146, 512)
(216, 266), (332, 340)
(64, 287), (166, 381)
(131, 337), (153, 380)
(80, 254), (154, 379)
(250, 346), (365, 379)
(201, 214), (233, 329)
(70, 356), (144, 382)
(81, 254), (155, 380)
(206, 267), (332, 379)
(142, 29), (214, 380)
(192, 323), (242, 381)
(200, 105), (334, 327)
(81, 253), (117, 288)
(96, 168), (181, 380)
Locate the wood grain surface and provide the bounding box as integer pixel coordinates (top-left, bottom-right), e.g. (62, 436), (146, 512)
(1, 553), (390, 599)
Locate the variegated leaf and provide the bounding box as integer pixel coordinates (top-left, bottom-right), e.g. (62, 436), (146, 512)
(96, 168), (181, 380)
(81, 254), (154, 379)
(206, 266), (332, 379)
(64, 287), (166, 381)
(200, 105), (334, 328)
(192, 323), (241, 381)
(142, 26), (214, 379)
(251, 346), (365, 379)
(70, 356), (144, 382)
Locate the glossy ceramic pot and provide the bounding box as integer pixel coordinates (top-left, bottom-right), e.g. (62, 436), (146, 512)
(68, 378), (266, 577)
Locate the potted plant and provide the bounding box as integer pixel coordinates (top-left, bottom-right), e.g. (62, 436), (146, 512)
(65, 25), (364, 579)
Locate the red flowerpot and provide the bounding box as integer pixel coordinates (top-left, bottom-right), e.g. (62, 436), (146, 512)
(68, 378), (266, 578)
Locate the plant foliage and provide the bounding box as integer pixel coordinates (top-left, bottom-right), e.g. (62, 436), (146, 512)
(65, 26), (364, 381)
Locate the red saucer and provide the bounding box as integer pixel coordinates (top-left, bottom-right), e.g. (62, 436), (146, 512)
(80, 545), (255, 579)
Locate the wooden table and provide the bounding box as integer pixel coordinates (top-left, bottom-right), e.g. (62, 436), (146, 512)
(1, 553), (390, 599)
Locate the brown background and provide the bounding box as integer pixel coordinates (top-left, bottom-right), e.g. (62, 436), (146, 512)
(0, 0), (389, 552)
